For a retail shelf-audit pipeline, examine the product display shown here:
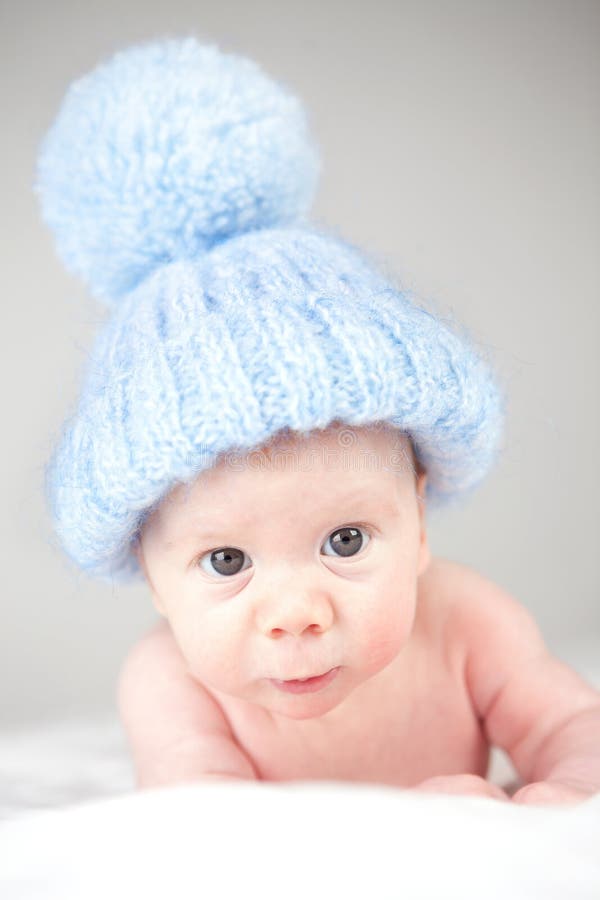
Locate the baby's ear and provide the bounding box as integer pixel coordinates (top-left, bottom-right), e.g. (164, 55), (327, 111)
(416, 470), (427, 502)
(415, 472), (431, 576)
(132, 536), (144, 570)
(131, 535), (165, 616)
(150, 592), (166, 618)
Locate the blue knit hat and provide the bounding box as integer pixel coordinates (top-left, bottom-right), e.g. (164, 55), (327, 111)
(35, 36), (506, 584)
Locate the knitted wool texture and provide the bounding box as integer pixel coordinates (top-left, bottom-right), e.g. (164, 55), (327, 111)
(35, 36), (506, 584)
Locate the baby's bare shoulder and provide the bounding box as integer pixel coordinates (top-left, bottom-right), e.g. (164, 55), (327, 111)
(117, 619), (233, 745)
(422, 556), (555, 715)
(419, 556), (543, 655)
(424, 559), (600, 769)
(117, 621), (259, 784)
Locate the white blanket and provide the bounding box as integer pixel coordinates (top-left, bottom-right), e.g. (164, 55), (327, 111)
(1, 777), (599, 899)
(2, 635), (599, 900)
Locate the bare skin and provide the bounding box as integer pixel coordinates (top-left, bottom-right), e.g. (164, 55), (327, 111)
(118, 422), (600, 805)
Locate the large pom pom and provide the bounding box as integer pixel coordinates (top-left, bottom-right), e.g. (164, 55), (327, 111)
(34, 36), (321, 307)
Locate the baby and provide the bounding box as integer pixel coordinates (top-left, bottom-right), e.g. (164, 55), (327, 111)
(118, 420), (600, 805)
(35, 37), (600, 806)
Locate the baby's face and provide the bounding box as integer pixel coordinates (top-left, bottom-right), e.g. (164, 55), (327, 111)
(135, 423), (429, 721)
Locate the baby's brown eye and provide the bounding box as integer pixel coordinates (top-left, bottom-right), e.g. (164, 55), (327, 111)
(321, 526), (370, 558)
(199, 547), (250, 577)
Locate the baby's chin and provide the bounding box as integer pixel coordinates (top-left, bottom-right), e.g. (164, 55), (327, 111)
(258, 641), (412, 721)
(255, 666), (363, 722)
(265, 695), (343, 721)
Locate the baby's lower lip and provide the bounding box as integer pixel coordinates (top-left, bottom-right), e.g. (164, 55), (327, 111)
(269, 667), (340, 694)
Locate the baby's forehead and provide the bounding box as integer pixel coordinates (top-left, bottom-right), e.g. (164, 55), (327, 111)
(161, 422), (415, 512)
(256, 420), (412, 462)
(199, 421), (414, 483)
(139, 424), (419, 545)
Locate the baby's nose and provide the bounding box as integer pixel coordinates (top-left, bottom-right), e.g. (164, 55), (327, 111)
(257, 590), (334, 639)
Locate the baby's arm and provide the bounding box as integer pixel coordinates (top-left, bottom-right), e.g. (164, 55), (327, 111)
(456, 564), (600, 805)
(117, 620), (259, 789)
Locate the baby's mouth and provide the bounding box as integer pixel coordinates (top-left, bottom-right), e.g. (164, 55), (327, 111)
(283, 672), (325, 681)
(268, 667), (340, 694)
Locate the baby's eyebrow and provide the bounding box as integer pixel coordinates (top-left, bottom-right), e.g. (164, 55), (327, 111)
(167, 490), (400, 548)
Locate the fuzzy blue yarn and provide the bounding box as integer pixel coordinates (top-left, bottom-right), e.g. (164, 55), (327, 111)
(36, 37), (506, 584)
(34, 36), (319, 306)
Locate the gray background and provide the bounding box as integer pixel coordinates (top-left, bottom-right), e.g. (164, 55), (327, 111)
(2, 0), (598, 727)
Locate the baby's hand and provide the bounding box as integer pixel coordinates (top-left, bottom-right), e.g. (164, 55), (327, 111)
(511, 780), (594, 806)
(412, 774), (510, 802)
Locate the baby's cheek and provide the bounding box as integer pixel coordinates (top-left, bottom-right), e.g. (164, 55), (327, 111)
(163, 610), (214, 672)
(174, 609), (245, 690)
(355, 591), (415, 674)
